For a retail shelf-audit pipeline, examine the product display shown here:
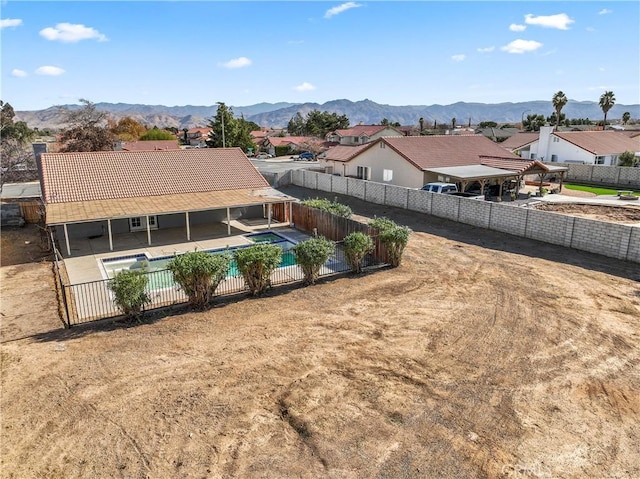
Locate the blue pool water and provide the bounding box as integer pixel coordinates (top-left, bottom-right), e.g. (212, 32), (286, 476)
(101, 231), (298, 288)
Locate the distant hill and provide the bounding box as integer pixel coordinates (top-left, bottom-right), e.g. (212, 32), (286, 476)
(15, 99), (640, 130)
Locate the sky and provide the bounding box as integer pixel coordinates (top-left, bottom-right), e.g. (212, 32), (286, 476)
(1, 1), (639, 111)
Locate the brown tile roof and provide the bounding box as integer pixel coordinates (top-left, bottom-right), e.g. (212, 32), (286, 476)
(41, 148), (269, 205)
(266, 136), (321, 147)
(186, 127), (211, 135)
(332, 125), (401, 137)
(45, 188), (291, 225)
(121, 140), (180, 151)
(479, 157), (551, 174)
(324, 144), (372, 161)
(380, 135), (521, 170)
(552, 131), (640, 155)
(500, 132), (539, 150)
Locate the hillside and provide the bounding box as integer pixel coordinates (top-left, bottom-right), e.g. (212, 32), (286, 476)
(15, 99), (640, 130)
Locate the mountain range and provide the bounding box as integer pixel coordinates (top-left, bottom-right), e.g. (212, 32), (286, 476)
(15, 99), (640, 131)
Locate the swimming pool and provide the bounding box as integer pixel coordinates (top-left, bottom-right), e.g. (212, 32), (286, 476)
(100, 231), (298, 288)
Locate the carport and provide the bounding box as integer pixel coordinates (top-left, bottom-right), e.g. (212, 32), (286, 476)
(424, 165), (520, 197)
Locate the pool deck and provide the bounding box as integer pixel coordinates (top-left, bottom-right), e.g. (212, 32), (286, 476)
(62, 221), (308, 285)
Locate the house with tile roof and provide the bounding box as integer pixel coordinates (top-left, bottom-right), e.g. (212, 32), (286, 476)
(318, 135), (533, 190)
(325, 124), (403, 146)
(510, 126), (640, 165)
(262, 136), (326, 157)
(184, 127), (212, 147)
(39, 148), (295, 255)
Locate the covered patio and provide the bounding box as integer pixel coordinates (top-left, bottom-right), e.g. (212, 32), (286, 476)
(425, 158), (569, 199)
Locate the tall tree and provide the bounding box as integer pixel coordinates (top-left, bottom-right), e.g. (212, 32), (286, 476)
(622, 111), (631, 125)
(599, 91), (616, 129)
(552, 91), (568, 131)
(109, 116), (147, 141)
(287, 112), (306, 136)
(58, 99), (114, 152)
(205, 102), (255, 152)
(523, 114), (546, 132)
(1, 100), (37, 189)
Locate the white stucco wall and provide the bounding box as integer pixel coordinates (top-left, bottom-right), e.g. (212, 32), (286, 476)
(320, 143), (423, 189)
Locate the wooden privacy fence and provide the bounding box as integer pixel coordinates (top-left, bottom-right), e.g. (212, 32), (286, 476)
(291, 203), (388, 263)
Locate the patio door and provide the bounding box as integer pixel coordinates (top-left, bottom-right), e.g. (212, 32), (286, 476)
(129, 215), (158, 232)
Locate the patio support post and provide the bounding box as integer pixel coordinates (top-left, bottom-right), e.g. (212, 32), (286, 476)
(185, 211), (191, 241)
(107, 219), (113, 251)
(559, 171), (565, 192)
(63, 223), (71, 256)
(267, 203), (272, 229)
(226, 208), (231, 236)
(146, 215), (152, 245)
(289, 201), (293, 226)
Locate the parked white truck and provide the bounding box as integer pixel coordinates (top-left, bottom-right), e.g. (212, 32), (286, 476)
(421, 182), (485, 200)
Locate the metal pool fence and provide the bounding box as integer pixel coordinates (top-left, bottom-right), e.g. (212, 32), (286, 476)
(54, 237), (386, 327)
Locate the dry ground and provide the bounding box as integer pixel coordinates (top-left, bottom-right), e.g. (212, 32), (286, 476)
(2, 190), (639, 479)
(534, 203), (640, 224)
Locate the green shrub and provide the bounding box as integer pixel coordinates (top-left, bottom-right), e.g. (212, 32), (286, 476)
(301, 198), (352, 218)
(234, 243), (282, 296)
(292, 237), (335, 285)
(369, 217), (411, 267)
(167, 250), (231, 309)
(108, 270), (150, 320)
(343, 232), (374, 274)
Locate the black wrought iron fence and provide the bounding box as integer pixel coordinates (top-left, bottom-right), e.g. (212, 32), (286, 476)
(59, 239), (385, 326)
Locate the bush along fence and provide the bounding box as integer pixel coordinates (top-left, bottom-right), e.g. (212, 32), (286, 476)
(289, 170), (640, 264)
(51, 210), (388, 327)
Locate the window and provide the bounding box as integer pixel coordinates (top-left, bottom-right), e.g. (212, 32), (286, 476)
(353, 136), (359, 143)
(383, 169), (393, 182)
(129, 215), (158, 232)
(530, 153), (537, 159)
(551, 155), (558, 162)
(595, 156), (605, 165)
(356, 166), (371, 180)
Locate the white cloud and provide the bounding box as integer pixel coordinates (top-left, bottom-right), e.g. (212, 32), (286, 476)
(219, 57), (252, 69)
(39, 23), (107, 43)
(477, 46), (495, 53)
(509, 23), (526, 32)
(324, 2), (362, 19)
(451, 54), (466, 62)
(294, 82), (316, 92)
(11, 69), (27, 77)
(35, 65), (65, 76)
(500, 39), (543, 54)
(1, 18), (23, 28)
(598, 9), (612, 15)
(524, 13), (574, 30)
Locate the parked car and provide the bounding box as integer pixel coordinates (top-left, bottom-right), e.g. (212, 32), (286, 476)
(255, 153), (273, 159)
(297, 152), (315, 160)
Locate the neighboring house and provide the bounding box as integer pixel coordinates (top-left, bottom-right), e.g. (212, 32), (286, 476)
(262, 136), (326, 156)
(475, 127), (519, 143)
(511, 126), (640, 165)
(325, 124), (403, 146)
(318, 135), (528, 189)
(38, 148), (296, 256)
(500, 132), (539, 156)
(118, 140), (180, 151)
(185, 127), (211, 147)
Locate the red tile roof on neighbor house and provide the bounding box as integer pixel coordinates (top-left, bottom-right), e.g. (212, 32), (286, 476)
(326, 135), (521, 170)
(121, 140), (180, 151)
(265, 136), (322, 148)
(41, 148), (269, 205)
(552, 130), (640, 155)
(500, 132), (539, 151)
(479, 157), (556, 174)
(323, 144), (373, 161)
(331, 125), (402, 138)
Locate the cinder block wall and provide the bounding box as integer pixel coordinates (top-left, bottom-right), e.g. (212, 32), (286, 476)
(557, 163), (640, 188)
(293, 171), (639, 264)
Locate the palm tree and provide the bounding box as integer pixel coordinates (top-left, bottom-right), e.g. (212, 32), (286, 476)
(622, 111), (631, 125)
(599, 91), (616, 129)
(552, 91), (568, 131)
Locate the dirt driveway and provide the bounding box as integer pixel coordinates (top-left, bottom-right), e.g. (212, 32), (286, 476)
(1, 190), (639, 478)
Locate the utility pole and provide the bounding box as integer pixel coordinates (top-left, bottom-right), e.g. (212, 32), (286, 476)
(218, 102), (226, 148)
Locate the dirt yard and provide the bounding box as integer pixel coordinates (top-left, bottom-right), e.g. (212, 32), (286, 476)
(534, 203), (640, 224)
(2, 188), (639, 479)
